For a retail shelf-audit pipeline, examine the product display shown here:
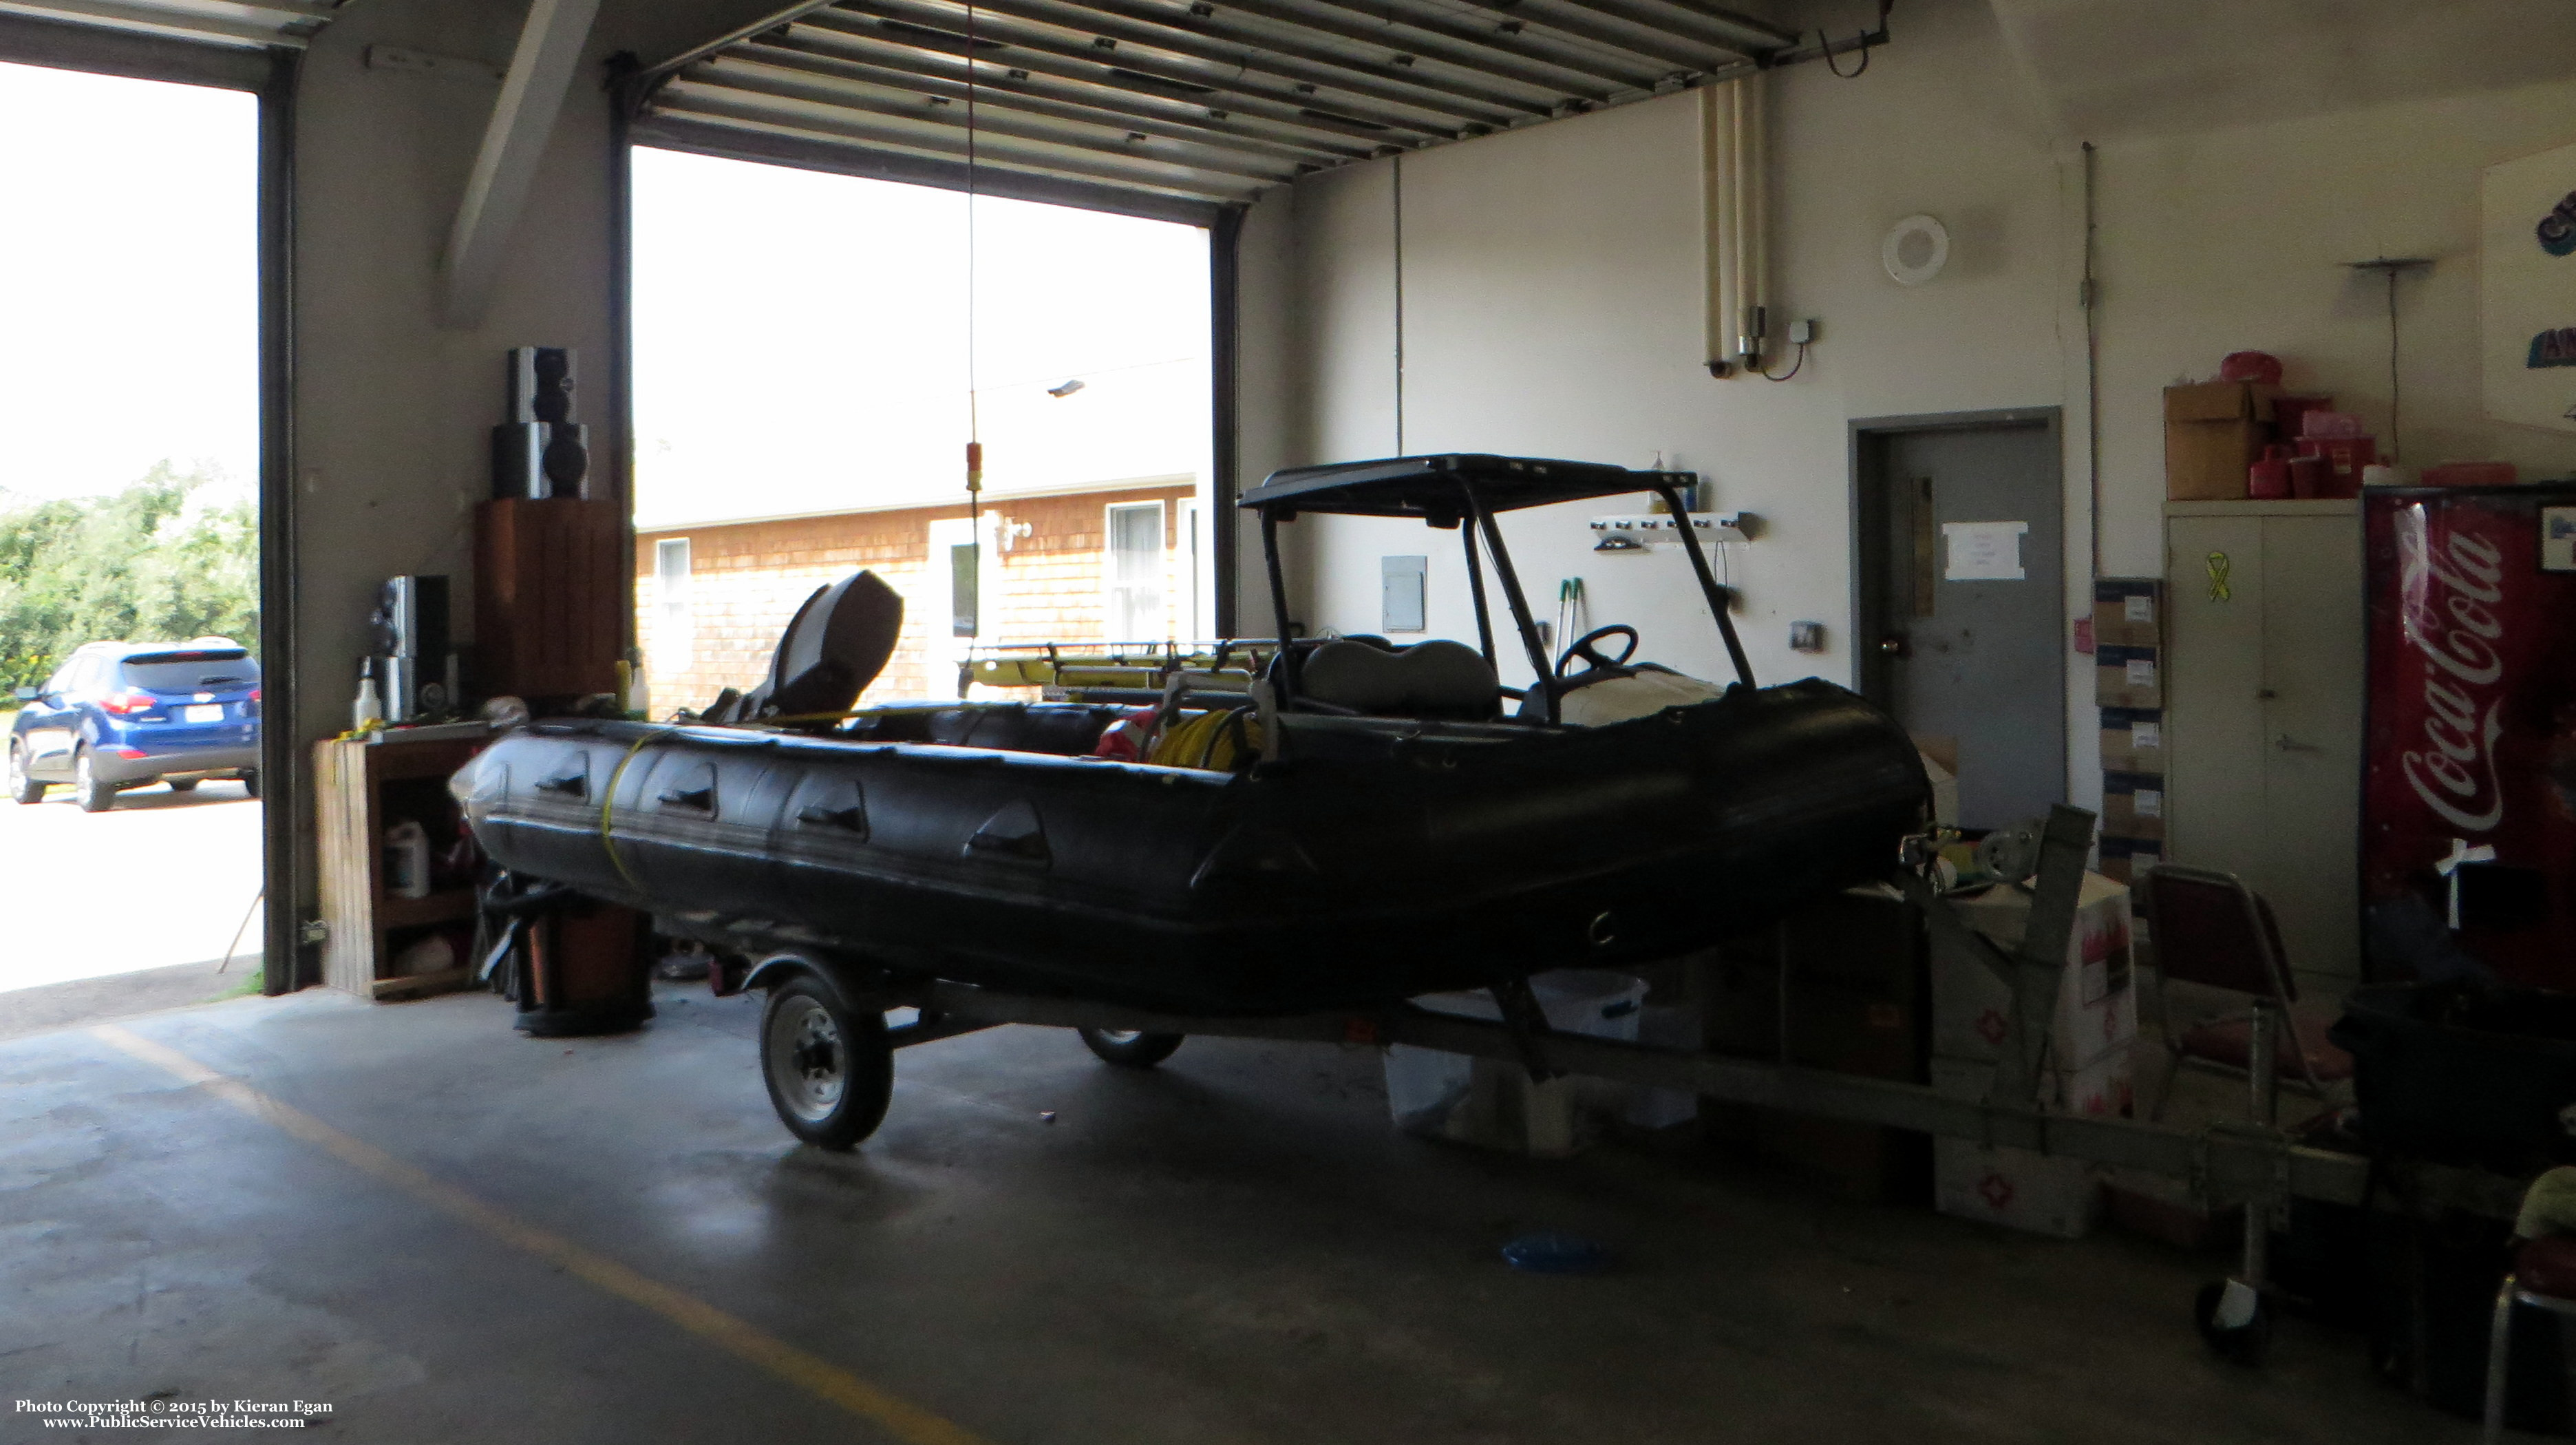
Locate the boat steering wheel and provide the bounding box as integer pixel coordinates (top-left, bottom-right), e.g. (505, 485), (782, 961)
(1555, 624), (1639, 681)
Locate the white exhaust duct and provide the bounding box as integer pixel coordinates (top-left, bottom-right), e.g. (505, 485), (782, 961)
(1702, 75), (1769, 377)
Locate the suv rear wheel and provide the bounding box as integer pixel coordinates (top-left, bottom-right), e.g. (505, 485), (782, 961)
(7, 743), (42, 805)
(74, 748), (116, 813)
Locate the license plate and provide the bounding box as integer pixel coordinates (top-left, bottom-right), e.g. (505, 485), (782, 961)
(183, 704), (224, 723)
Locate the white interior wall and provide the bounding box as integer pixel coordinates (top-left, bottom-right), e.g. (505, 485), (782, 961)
(286, 0), (780, 938)
(1238, 0), (2576, 814)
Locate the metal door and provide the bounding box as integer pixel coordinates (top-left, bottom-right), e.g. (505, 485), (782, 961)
(1858, 418), (2065, 830)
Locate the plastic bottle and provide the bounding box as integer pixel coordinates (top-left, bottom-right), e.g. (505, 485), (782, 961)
(383, 820), (432, 900)
(2248, 444), (2292, 499)
(352, 660), (383, 732)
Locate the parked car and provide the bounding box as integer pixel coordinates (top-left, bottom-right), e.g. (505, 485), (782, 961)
(8, 640), (262, 812)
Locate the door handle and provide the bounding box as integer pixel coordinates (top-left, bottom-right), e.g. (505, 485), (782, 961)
(2275, 734), (2321, 753)
(1878, 635), (1910, 658)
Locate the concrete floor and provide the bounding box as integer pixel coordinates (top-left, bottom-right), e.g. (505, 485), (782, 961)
(1, 982), (2475, 1444)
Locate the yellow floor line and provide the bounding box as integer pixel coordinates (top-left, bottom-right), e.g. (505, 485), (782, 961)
(91, 1023), (994, 1445)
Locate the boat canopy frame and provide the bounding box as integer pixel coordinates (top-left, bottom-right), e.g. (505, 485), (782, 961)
(1237, 454), (1758, 721)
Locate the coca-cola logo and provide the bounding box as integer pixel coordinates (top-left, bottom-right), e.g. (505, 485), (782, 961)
(2396, 506), (2508, 832)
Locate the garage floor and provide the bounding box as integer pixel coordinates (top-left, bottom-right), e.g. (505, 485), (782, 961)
(3, 983), (2473, 1444)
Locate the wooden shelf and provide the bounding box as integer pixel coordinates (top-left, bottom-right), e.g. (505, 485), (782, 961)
(317, 735), (489, 1002)
(379, 889), (477, 930)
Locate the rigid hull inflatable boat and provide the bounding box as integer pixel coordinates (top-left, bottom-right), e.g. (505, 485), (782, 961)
(456, 675), (1923, 1015)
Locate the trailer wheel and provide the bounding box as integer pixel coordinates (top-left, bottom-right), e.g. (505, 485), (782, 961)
(760, 975), (893, 1150)
(1077, 1028), (1184, 1069)
(2194, 1278), (2272, 1367)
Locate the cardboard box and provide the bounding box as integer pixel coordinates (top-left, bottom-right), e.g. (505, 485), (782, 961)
(1383, 972), (1645, 1157)
(2096, 645), (2162, 708)
(2098, 706), (2165, 776)
(1935, 873), (2138, 1070)
(2165, 381), (2281, 500)
(1705, 886), (1930, 1201)
(2100, 771), (2167, 843)
(1930, 1058), (2114, 1238)
(2095, 836), (2163, 885)
(2091, 580), (2161, 649)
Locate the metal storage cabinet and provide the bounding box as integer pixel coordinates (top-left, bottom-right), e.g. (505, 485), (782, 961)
(2163, 498), (2364, 991)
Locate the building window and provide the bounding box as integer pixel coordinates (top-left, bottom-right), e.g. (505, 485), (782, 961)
(654, 538), (692, 668)
(1105, 501), (1164, 642)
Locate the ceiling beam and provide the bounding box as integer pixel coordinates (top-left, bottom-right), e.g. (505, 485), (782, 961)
(440, 0), (603, 328)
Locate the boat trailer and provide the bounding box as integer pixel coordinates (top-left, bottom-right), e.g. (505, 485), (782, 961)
(722, 801), (2515, 1363)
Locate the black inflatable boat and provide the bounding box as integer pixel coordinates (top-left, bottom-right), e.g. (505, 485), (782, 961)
(454, 455), (1927, 1017)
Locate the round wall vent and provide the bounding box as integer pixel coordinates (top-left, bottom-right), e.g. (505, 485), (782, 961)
(1882, 214), (1950, 287)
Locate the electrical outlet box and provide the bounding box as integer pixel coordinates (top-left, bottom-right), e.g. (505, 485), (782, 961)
(1789, 620), (1827, 653)
(1788, 318), (1817, 346)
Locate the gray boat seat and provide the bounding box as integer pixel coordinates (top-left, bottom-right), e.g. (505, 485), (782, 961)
(1299, 638), (1500, 721)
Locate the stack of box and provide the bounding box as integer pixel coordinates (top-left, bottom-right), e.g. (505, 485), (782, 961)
(1929, 873), (2139, 1237)
(2093, 579), (2164, 884)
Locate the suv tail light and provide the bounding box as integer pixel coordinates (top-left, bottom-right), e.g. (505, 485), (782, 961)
(101, 690), (156, 715)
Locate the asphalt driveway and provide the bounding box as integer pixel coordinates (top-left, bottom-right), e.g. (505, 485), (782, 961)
(0, 774), (263, 994)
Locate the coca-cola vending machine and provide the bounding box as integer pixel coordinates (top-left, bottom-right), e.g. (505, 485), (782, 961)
(2363, 484), (2576, 987)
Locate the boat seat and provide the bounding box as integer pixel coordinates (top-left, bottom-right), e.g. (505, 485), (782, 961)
(1298, 638), (1500, 721)
(844, 704), (1129, 757)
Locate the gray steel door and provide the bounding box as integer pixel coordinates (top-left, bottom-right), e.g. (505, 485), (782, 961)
(1864, 421), (2065, 830)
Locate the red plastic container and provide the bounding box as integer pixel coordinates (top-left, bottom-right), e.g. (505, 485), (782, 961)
(2297, 436), (2373, 498)
(2220, 351), (2284, 385)
(2248, 445), (2292, 499)
(2286, 453), (2328, 499)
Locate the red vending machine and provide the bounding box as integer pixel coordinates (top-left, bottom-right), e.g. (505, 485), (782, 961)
(2363, 484), (2576, 987)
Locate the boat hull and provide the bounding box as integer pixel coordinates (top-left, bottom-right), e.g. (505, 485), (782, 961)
(453, 678), (1927, 1015)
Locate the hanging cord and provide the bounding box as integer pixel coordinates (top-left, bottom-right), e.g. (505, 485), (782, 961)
(2384, 266), (2403, 463)
(1392, 151), (1406, 455)
(1760, 341), (1807, 381)
(1821, 0), (1887, 78)
(961, 0), (986, 687)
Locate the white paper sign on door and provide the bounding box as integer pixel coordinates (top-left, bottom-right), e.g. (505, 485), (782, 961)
(1941, 520), (2029, 581)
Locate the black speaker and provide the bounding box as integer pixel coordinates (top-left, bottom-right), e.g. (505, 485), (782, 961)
(372, 575), (450, 660)
(492, 422), (589, 500)
(508, 346), (575, 424)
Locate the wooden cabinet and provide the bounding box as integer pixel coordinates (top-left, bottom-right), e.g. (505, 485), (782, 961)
(315, 733), (487, 1000)
(2163, 499), (2363, 990)
(473, 497), (624, 701)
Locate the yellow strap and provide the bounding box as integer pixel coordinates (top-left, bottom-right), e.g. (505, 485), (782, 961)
(597, 726), (680, 892)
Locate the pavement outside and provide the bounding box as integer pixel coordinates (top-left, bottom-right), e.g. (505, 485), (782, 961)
(0, 776), (263, 993)
(0, 980), (2476, 1445)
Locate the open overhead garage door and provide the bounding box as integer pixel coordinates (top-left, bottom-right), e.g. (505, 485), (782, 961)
(632, 0), (1882, 223)
(0, 0), (338, 51)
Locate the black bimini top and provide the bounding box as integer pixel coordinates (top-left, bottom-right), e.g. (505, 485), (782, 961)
(1239, 455), (1694, 523)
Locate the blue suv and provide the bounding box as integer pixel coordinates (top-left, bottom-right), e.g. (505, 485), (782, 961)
(9, 641), (262, 812)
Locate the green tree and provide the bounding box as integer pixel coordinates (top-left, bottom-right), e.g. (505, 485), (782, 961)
(0, 463), (258, 692)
